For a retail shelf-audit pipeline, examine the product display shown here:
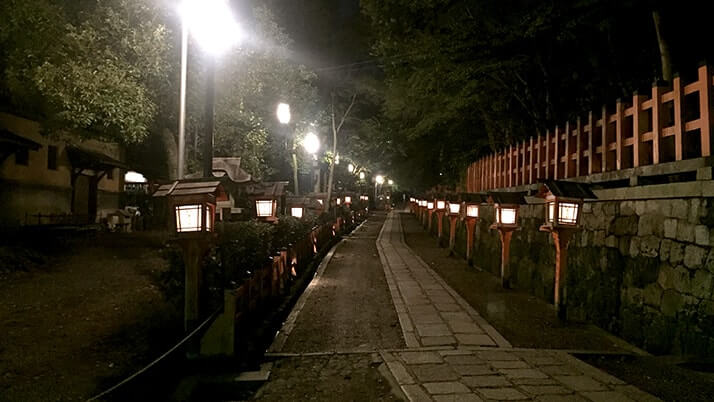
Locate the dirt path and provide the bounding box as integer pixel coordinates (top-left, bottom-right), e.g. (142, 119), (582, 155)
(281, 213), (405, 353)
(0, 233), (178, 402)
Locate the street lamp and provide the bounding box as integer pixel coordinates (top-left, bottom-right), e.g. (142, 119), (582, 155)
(302, 132), (320, 193)
(388, 179), (394, 186)
(177, 0), (242, 179)
(375, 175), (384, 185)
(348, 163), (355, 173)
(277, 103), (291, 124)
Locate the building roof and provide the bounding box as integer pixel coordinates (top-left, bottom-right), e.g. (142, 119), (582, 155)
(460, 192), (488, 203)
(487, 191), (528, 205)
(152, 178), (228, 201)
(246, 181), (289, 198)
(66, 145), (127, 170)
(0, 128), (42, 151)
(539, 180), (597, 199)
(184, 157), (253, 183)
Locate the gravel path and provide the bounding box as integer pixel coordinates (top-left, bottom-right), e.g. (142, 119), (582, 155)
(281, 213), (405, 353)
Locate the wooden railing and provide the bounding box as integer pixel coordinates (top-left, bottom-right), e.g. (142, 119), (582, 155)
(465, 65), (714, 192)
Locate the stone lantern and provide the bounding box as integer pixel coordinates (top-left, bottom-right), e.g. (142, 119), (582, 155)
(537, 180), (596, 319)
(153, 179), (227, 331)
(488, 191), (527, 289)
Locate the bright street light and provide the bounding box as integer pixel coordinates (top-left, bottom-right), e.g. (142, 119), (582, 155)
(359, 171), (365, 180)
(277, 103), (291, 124)
(177, 0), (241, 178)
(348, 163), (355, 173)
(180, 0), (242, 55)
(375, 175), (385, 185)
(388, 179), (394, 186)
(302, 132), (320, 155)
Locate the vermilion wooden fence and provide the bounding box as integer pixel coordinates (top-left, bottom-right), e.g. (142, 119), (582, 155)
(465, 65), (714, 192)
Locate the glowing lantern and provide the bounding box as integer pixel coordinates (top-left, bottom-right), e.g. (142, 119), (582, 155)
(291, 207), (304, 218)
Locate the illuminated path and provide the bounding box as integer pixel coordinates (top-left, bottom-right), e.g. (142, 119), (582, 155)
(257, 211), (659, 401)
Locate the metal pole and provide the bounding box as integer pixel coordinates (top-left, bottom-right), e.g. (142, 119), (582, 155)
(203, 57), (216, 178)
(178, 22), (188, 179)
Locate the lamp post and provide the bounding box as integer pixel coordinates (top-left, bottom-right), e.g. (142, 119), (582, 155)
(302, 132), (320, 193)
(178, 0), (242, 179)
(276, 102), (299, 195)
(537, 180), (595, 319)
(488, 191), (527, 289)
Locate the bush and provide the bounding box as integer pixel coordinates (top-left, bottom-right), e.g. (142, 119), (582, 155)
(217, 221), (276, 287)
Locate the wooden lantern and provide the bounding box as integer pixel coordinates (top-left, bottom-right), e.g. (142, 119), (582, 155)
(488, 191), (527, 288)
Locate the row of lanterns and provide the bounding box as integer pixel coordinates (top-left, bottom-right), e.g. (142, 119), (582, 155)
(253, 194), (369, 220)
(409, 180), (595, 319)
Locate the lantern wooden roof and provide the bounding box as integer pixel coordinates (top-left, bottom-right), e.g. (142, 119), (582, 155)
(245, 181), (288, 199)
(460, 192), (488, 203)
(487, 191), (527, 205)
(152, 178), (228, 201)
(537, 180), (596, 200)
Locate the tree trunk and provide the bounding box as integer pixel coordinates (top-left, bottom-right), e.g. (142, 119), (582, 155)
(325, 94), (356, 211)
(162, 128), (178, 180)
(652, 9), (673, 83)
(292, 149), (299, 196)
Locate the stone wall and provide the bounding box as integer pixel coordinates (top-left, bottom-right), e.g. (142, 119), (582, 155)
(432, 197), (714, 356)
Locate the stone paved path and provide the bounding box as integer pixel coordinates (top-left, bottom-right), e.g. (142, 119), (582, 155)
(375, 212), (660, 402)
(256, 212), (661, 402)
(377, 213), (509, 349)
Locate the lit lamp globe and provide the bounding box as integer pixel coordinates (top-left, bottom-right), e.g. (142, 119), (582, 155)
(302, 132), (320, 155)
(375, 175), (385, 185)
(348, 163), (355, 173)
(180, 0), (243, 56)
(276, 103), (291, 124)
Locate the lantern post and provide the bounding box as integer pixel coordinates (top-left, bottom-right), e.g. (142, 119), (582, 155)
(426, 200), (435, 231)
(462, 193), (485, 264)
(153, 179), (227, 332)
(488, 191), (527, 289)
(447, 196), (461, 253)
(537, 180), (595, 319)
(435, 197), (447, 243)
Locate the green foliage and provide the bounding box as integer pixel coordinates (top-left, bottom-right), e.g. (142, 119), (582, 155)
(0, 0), (171, 143)
(273, 215), (314, 248)
(217, 221), (276, 286)
(359, 0), (665, 189)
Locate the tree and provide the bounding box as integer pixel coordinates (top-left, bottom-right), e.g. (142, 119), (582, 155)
(325, 93), (356, 209)
(0, 0), (172, 143)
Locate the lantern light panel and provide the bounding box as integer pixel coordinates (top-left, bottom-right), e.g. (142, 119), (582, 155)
(436, 200), (446, 210)
(175, 204), (202, 232)
(336, 198), (341, 205)
(344, 196), (352, 204)
(291, 207), (304, 218)
(256, 200), (274, 217)
(548, 201), (579, 225)
(427, 202), (435, 210)
(449, 203), (460, 214)
(497, 207), (517, 225)
(466, 204), (479, 218)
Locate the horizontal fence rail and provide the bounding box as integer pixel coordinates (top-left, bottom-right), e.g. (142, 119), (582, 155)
(466, 65), (714, 192)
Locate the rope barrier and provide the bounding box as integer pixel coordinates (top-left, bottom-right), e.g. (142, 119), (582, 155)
(86, 308), (221, 401)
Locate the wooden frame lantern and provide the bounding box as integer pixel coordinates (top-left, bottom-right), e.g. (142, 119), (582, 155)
(488, 191), (527, 288)
(255, 199), (277, 220)
(290, 206), (304, 218)
(461, 193), (487, 263)
(427, 200), (435, 231)
(434, 196), (447, 240)
(153, 179), (227, 331)
(344, 195), (352, 205)
(446, 195), (462, 252)
(537, 180), (596, 319)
